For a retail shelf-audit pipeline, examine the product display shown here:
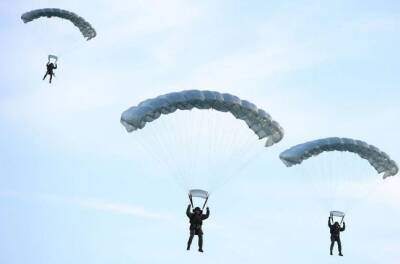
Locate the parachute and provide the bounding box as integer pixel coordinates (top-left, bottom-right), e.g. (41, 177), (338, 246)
(121, 90), (284, 201)
(21, 8), (96, 40)
(279, 137), (398, 217)
(280, 137), (398, 178)
(121, 90), (284, 147)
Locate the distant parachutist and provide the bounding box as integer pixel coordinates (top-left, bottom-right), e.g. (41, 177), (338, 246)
(43, 60), (57, 84)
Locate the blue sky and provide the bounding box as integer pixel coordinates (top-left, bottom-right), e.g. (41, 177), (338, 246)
(1, 0), (400, 263)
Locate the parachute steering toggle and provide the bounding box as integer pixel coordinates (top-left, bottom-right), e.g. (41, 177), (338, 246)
(189, 189), (209, 210)
(330, 210), (345, 224)
(48, 54), (58, 63)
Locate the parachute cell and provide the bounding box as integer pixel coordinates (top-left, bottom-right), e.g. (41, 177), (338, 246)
(121, 90), (284, 147)
(21, 8), (96, 40)
(279, 137), (398, 178)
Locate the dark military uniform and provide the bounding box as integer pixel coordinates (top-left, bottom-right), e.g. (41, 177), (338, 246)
(186, 205), (210, 252)
(328, 218), (345, 256)
(43, 62), (57, 83)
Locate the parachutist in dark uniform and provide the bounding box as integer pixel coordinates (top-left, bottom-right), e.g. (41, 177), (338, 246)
(328, 217), (345, 256)
(43, 62), (57, 83)
(186, 205), (210, 252)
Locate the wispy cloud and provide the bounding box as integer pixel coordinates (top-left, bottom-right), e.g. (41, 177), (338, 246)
(0, 191), (173, 221)
(73, 197), (173, 220)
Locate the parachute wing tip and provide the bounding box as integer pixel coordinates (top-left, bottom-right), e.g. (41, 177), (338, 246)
(120, 120), (136, 132)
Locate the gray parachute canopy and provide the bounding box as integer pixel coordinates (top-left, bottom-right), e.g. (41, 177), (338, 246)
(121, 90), (284, 146)
(279, 137), (398, 179)
(21, 8), (96, 40)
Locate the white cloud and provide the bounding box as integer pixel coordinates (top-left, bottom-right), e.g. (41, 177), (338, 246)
(0, 191), (173, 221)
(73, 197), (173, 220)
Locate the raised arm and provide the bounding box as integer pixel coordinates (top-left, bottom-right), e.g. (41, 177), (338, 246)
(202, 207), (210, 220)
(340, 222), (345, 231)
(54, 64), (57, 69)
(328, 217), (332, 228)
(186, 204), (191, 218)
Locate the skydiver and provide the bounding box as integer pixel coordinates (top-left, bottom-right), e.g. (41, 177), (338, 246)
(186, 204), (210, 252)
(328, 216), (346, 256)
(43, 61), (57, 83)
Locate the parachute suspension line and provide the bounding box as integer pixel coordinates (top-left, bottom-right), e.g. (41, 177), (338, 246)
(294, 168), (325, 228)
(333, 152), (377, 214)
(134, 130), (188, 191)
(183, 110), (203, 189)
(209, 109), (229, 188)
(295, 151), (384, 218)
(199, 109), (262, 194)
(191, 110), (208, 189)
(212, 117), (263, 191)
(308, 153), (351, 212)
(189, 193), (194, 208)
(23, 22), (50, 60)
(324, 154), (343, 210)
(209, 111), (267, 193)
(154, 115), (185, 185)
(162, 110), (201, 191)
(178, 110), (193, 188)
(206, 109), (219, 188)
(151, 110), (220, 192)
(202, 196), (209, 210)
(191, 109), (231, 191)
(55, 38), (86, 60)
(343, 177), (383, 217)
(206, 109), (228, 189)
(326, 153), (337, 211)
(202, 110), (214, 189)
(294, 154), (338, 215)
(336, 152), (354, 211)
(136, 118), (190, 191)
(208, 142), (265, 194)
(141, 108), (267, 195)
(199, 110), (221, 189)
(155, 116), (194, 189)
(225, 130), (258, 165)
